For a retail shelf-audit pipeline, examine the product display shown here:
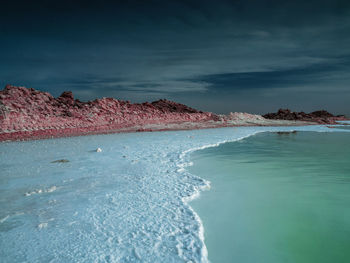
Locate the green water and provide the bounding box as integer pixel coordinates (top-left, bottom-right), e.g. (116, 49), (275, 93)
(190, 131), (350, 263)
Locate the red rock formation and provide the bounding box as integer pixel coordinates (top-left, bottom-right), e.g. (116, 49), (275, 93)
(2, 85), (347, 142)
(0, 85), (218, 141)
(263, 108), (347, 124)
(151, 99), (201, 114)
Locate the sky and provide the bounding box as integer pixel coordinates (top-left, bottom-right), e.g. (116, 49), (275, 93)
(1, 0), (350, 115)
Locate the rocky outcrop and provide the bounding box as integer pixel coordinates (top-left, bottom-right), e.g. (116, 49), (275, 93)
(263, 109), (347, 124)
(0, 85), (218, 141)
(151, 99), (200, 114)
(1, 85), (346, 141)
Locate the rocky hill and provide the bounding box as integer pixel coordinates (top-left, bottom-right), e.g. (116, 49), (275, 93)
(263, 108), (347, 124)
(0, 85), (218, 141)
(1, 85), (346, 141)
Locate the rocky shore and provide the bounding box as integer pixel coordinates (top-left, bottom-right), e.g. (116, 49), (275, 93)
(0, 85), (345, 142)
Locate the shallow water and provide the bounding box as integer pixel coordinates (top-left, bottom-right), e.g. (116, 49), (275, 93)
(190, 131), (350, 263)
(0, 125), (348, 262)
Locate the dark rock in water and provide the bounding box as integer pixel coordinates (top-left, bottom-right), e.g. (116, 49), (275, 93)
(51, 159), (70, 163)
(263, 108), (347, 124)
(277, 131), (297, 135)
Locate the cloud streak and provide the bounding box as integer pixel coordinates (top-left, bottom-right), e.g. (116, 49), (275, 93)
(0, 0), (350, 115)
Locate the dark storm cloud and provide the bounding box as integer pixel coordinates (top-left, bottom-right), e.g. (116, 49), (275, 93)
(0, 0), (350, 114)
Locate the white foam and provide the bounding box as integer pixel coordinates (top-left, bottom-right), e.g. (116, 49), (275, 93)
(177, 133), (260, 262)
(38, 222), (48, 229)
(25, 186), (57, 196)
(46, 186), (57, 193)
(0, 215), (9, 224)
(96, 147), (102, 152)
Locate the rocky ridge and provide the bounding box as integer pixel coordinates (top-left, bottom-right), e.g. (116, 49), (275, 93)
(0, 85), (220, 141)
(263, 108), (347, 124)
(1, 85), (346, 141)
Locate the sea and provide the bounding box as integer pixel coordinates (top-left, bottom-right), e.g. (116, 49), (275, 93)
(0, 123), (349, 262)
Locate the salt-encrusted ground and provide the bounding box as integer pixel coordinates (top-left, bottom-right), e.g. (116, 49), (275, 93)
(1, 124), (347, 262)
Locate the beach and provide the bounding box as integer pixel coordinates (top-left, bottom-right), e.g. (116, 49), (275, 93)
(1, 124), (349, 262)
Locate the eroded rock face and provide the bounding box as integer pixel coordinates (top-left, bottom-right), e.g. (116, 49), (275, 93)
(263, 108), (347, 124)
(151, 99), (201, 114)
(1, 85), (347, 141)
(0, 85), (218, 140)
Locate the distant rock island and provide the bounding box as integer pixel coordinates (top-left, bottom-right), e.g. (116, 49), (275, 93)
(0, 85), (347, 141)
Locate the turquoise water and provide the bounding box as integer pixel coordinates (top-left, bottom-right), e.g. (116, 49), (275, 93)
(190, 131), (350, 263)
(1, 126), (348, 262)
(335, 126), (350, 131)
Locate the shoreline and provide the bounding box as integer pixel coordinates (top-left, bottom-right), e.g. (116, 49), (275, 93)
(2, 85), (347, 143)
(1, 125), (348, 262)
(186, 129), (350, 262)
(179, 127), (309, 262)
(0, 119), (315, 142)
